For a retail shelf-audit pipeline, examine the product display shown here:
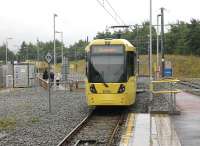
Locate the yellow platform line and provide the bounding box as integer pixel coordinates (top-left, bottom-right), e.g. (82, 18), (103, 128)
(119, 113), (181, 146)
(120, 113), (151, 146)
(119, 113), (135, 146)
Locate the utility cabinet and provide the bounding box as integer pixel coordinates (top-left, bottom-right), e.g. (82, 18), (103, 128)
(14, 63), (36, 88)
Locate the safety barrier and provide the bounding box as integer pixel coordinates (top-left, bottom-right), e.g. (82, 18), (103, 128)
(38, 77), (48, 90)
(151, 78), (180, 114)
(37, 76), (84, 91)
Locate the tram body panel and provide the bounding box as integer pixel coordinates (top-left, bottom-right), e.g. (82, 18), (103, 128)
(85, 39), (137, 106)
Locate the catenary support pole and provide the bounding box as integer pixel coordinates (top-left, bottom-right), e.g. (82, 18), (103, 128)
(157, 14), (161, 79)
(48, 63), (51, 113)
(53, 13), (58, 86)
(160, 8), (165, 77)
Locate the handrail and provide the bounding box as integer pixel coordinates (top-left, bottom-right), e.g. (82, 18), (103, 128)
(37, 76), (85, 91)
(152, 78), (180, 83)
(37, 77), (48, 90)
(151, 78), (181, 114)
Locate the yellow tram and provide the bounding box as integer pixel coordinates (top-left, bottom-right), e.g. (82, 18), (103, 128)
(85, 39), (137, 106)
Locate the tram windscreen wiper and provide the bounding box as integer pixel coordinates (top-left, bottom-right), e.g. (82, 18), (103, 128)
(99, 72), (109, 87)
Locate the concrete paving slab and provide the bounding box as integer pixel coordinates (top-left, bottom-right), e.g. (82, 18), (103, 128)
(152, 114), (181, 146)
(120, 113), (150, 146)
(172, 92), (200, 146)
(120, 113), (181, 146)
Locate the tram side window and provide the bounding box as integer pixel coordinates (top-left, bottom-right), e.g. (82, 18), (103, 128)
(127, 52), (135, 77)
(85, 52), (89, 77)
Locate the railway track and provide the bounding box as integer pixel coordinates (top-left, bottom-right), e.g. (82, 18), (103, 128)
(57, 107), (127, 146)
(179, 80), (200, 95)
(179, 80), (200, 89)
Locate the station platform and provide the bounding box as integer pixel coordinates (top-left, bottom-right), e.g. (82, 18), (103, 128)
(120, 91), (200, 146)
(119, 113), (181, 146)
(172, 92), (200, 146)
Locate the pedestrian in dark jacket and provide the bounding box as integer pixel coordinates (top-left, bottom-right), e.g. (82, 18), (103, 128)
(50, 72), (54, 82)
(43, 69), (48, 80)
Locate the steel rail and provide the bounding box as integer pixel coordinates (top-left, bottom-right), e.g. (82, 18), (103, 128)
(107, 113), (125, 146)
(57, 110), (94, 146)
(180, 81), (200, 89)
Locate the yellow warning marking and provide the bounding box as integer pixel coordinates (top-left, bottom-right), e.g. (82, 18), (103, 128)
(151, 78), (180, 95)
(120, 114), (181, 146)
(119, 113), (135, 146)
(152, 90), (181, 94)
(152, 79), (180, 83)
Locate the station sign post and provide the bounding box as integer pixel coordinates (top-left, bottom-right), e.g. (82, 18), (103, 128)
(45, 52), (52, 113)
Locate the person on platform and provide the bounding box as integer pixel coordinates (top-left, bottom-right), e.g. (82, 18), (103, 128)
(43, 69), (48, 80)
(50, 71), (54, 85)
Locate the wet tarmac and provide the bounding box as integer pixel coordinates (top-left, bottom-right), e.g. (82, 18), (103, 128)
(172, 92), (200, 146)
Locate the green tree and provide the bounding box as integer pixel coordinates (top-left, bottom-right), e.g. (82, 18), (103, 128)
(165, 21), (189, 54)
(187, 19), (200, 55)
(0, 44), (15, 63)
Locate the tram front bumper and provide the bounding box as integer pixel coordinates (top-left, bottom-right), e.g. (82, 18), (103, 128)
(86, 93), (134, 106)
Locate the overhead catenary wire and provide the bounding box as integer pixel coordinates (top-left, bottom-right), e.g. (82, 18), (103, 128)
(96, 0), (123, 25)
(104, 0), (126, 25)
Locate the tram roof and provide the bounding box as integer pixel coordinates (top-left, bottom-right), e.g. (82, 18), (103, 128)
(85, 39), (136, 52)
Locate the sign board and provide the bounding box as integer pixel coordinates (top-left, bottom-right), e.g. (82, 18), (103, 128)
(164, 68), (172, 77)
(91, 45), (123, 54)
(164, 61), (172, 77)
(45, 52), (52, 63)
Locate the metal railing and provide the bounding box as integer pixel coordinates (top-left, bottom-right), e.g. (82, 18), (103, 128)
(37, 75), (85, 91)
(38, 77), (48, 90)
(151, 78), (180, 114)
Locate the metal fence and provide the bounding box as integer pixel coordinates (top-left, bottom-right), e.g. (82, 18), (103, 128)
(37, 73), (85, 91)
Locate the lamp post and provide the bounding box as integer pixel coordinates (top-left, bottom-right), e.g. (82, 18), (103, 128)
(157, 14), (161, 79)
(149, 1), (153, 144)
(55, 31), (64, 64)
(5, 37), (13, 64)
(149, 0), (152, 81)
(160, 7), (165, 77)
(53, 13), (58, 86)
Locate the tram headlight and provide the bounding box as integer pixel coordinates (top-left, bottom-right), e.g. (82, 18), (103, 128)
(118, 84), (125, 93)
(90, 84), (97, 93)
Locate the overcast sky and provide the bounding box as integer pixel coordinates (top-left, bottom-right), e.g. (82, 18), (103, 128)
(0, 0), (199, 52)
